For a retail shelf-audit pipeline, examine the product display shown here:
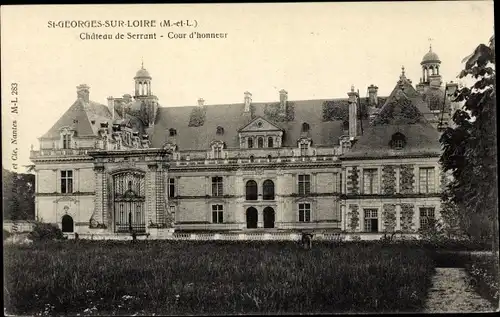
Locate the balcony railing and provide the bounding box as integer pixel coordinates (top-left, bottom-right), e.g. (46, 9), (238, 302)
(30, 148), (91, 157)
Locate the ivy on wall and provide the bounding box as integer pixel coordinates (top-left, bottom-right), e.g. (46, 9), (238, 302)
(382, 204), (397, 232)
(348, 204), (360, 232)
(373, 96), (424, 125)
(382, 165), (396, 195)
(188, 106), (207, 127)
(347, 166), (360, 194)
(440, 169), (449, 194)
(322, 101), (348, 122)
(264, 102), (295, 122)
(399, 165), (415, 194)
(400, 203), (415, 232)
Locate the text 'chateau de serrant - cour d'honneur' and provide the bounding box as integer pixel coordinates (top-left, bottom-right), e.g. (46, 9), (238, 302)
(30, 45), (461, 239)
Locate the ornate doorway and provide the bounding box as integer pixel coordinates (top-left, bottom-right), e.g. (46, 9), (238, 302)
(113, 171), (146, 233)
(263, 207), (275, 228)
(246, 207), (258, 229)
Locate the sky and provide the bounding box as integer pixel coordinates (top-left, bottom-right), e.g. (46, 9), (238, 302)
(1, 2), (495, 172)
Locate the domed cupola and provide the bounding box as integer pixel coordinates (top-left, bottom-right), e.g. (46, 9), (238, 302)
(134, 61), (152, 97)
(420, 45), (442, 87)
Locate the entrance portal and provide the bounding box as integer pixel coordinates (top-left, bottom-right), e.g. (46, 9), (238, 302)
(246, 207), (258, 229)
(263, 207), (275, 228)
(61, 215), (74, 232)
(113, 171), (146, 233)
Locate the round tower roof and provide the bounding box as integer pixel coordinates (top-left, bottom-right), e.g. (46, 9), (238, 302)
(135, 67), (151, 79)
(421, 46), (441, 64)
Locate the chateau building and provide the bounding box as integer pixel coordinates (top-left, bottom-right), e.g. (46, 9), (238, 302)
(30, 46), (460, 238)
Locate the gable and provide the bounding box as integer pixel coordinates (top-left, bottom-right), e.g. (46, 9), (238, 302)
(239, 116), (283, 133)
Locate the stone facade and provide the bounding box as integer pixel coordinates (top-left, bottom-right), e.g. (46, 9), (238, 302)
(30, 47), (454, 238)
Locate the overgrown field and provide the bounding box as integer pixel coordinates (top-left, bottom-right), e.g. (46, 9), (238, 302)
(4, 240), (436, 315)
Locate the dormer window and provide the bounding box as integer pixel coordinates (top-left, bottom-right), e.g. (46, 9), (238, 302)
(258, 137), (264, 148)
(390, 132), (406, 150)
(302, 122), (310, 133)
(300, 143), (308, 156)
(298, 138), (312, 156)
(169, 128), (177, 137)
(62, 134), (72, 149)
(216, 126), (224, 135)
(211, 140), (224, 159)
(268, 137), (274, 148)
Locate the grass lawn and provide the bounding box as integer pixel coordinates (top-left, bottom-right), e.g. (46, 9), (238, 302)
(4, 240), (436, 315)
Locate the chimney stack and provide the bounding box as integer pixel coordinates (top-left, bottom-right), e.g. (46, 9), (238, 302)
(279, 89), (288, 110)
(107, 96), (115, 120)
(367, 84), (378, 105)
(77, 84), (90, 103)
(244, 91), (252, 112)
(347, 85), (358, 139)
(198, 98), (205, 107)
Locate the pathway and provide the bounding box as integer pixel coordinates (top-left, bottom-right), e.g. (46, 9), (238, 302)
(423, 267), (495, 313)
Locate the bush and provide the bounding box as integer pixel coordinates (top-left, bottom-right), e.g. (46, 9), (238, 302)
(465, 254), (499, 308)
(28, 222), (64, 241)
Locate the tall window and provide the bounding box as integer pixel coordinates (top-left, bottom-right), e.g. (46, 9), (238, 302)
(212, 176), (223, 196)
(298, 174), (311, 195)
(258, 137), (264, 148)
(245, 180), (258, 200)
(248, 138), (253, 149)
(62, 134), (72, 149)
(61, 170), (73, 193)
(300, 143), (309, 156)
(419, 167), (435, 193)
(299, 203), (311, 222)
(168, 178), (175, 198)
(419, 207), (435, 229)
(263, 180), (275, 200)
(363, 169), (379, 194)
(268, 137), (274, 148)
(212, 205), (224, 223)
(364, 209), (378, 232)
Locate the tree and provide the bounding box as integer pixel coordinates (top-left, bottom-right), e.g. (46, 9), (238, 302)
(2, 167), (36, 220)
(439, 35), (497, 252)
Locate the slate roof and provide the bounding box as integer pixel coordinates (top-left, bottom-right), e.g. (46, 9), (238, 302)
(149, 97), (382, 150)
(342, 77), (442, 159)
(41, 99), (115, 139)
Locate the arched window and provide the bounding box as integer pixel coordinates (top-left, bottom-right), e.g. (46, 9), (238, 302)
(169, 128), (177, 137)
(216, 126), (224, 135)
(249, 155), (255, 163)
(267, 155), (272, 162)
(268, 137), (274, 148)
(263, 180), (275, 200)
(258, 137), (264, 148)
(248, 138), (253, 148)
(245, 180), (258, 200)
(302, 122), (310, 133)
(390, 132), (406, 150)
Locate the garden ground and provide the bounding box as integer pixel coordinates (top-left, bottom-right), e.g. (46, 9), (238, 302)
(3, 240), (498, 315)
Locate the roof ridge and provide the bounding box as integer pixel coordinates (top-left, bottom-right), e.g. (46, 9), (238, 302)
(158, 96), (392, 110)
